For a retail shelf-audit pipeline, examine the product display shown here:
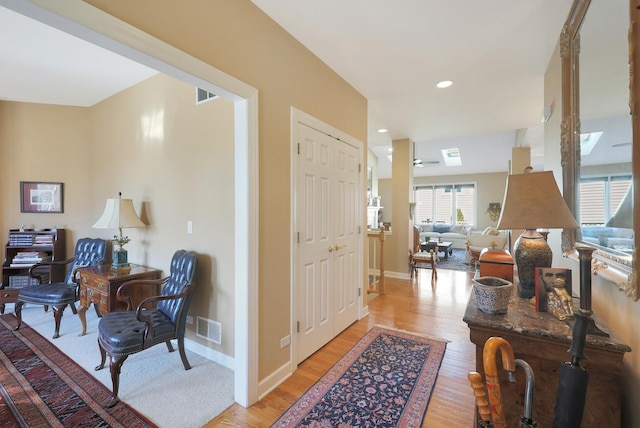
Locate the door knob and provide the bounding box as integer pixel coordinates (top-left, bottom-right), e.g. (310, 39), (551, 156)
(329, 244), (346, 253)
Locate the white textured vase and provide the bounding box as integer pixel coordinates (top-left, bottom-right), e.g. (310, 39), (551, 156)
(473, 276), (513, 315)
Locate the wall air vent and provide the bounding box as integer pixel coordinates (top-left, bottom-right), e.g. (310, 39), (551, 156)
(196, 316), (222, 344)
(196, 87), (218, 105)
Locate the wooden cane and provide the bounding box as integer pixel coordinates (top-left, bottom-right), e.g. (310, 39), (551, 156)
(483, 337), (515, 428)
(468, 371), (493, 427)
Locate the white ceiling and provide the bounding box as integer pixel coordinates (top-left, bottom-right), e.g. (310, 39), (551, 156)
(1, 1), (628, 179)
(251, 0), (575, 178)
(0, 5), (157, 107)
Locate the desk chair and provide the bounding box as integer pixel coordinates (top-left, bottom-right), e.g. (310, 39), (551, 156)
(95, 250), (197, 408)
(15, 237), (106, 338)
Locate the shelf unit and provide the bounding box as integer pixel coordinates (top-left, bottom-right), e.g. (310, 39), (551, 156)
(1, 229), (66, 312)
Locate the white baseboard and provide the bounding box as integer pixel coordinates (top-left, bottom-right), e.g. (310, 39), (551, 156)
(384, 271), (410, 280)
(185, 341), (293, 402)
(184, 337), (235, 370)
(257, 361), (293, 400)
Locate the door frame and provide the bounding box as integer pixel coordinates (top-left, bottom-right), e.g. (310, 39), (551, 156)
(290, 107), (365, 368)
(3, 0), (260, 407)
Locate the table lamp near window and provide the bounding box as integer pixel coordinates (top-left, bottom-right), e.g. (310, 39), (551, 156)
(497, 170), (578, 298)
(92, 192), (145, 272)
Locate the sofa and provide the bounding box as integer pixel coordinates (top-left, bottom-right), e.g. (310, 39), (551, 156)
(580, 225), (634, 251)
(414, 223), (472, 249)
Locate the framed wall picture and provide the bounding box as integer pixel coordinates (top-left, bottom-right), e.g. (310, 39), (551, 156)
(20, 182), (64, 213)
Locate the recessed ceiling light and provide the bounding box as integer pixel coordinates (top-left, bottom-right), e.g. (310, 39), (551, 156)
(436, 80), (453, 89)
(388, 147), (393, 152)
(377, 128), (388, 133)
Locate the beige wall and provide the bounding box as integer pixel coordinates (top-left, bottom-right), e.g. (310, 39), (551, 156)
(545, 34), (640, 427)
(83, 0), (368, 380)
(0, 74), (237, 356)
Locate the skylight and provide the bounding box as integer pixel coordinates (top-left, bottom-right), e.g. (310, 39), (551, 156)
(580, 131), (603, 156)
(441, 148), (462, 166)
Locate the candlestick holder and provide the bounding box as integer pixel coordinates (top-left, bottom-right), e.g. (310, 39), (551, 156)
(573, 246), (609, 337)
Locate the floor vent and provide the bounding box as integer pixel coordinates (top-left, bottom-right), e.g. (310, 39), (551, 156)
(196, 316), (222, 344)
(195, 87), (218, 105)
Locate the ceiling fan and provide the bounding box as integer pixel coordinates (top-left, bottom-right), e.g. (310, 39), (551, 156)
(413, 142), (423, 167)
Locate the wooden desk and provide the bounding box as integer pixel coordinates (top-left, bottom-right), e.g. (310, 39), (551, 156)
(464, 293), (630, 427)
(76, 264), (161, 336)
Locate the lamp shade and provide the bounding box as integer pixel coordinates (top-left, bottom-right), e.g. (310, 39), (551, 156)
(92, 198), (145, 229)
(497, 171), (579, 231)
(606, 185), (633, 229)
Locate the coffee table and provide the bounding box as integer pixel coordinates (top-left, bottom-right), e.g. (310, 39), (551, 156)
(421, 240), (453, 259)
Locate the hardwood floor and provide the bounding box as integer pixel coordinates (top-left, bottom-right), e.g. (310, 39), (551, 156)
(205, 268), (477, 427)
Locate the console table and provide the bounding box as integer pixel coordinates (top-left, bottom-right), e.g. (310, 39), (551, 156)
(463, 293), (630, 427)
(76, 264), (161, 336)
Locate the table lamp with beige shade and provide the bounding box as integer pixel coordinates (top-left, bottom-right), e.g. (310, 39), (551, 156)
(497, 170), (579, 298)
(92, 192), (146, 272)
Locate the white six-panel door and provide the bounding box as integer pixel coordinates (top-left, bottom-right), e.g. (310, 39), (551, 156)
(294, 120), (361, 364)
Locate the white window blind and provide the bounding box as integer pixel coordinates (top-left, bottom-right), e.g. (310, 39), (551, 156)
(579, 175), (631, 225)
(414, 183), (475, 225)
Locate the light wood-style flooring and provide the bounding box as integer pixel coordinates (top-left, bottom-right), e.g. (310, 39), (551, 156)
(205, 268), (477, 427)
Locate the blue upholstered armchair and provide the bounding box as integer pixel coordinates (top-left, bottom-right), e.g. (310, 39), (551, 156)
(15, 237), (106, 338)
(95, 249), (197, 408)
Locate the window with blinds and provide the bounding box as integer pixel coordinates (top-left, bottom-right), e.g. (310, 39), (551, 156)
(414, 184), (475, 225)
(579, 175), (631, 225)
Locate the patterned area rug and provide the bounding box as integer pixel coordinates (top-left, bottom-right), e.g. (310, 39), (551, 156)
(0, 314), (156, 428)
(271, 326), (447, 427)
(436, 248), (475, 272)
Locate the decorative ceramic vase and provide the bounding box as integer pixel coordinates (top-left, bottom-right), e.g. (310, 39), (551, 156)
(473, 276), (513, 315)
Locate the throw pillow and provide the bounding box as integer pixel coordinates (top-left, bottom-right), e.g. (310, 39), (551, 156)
(433, 224), (451, 233)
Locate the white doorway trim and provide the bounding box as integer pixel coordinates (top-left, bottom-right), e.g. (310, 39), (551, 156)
(2, 0), (259, 407)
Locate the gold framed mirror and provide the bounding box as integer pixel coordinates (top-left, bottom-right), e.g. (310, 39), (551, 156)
(561, 0), (639, 301)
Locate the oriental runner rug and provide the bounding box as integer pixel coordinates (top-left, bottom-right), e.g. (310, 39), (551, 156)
(271, 326), (447, 428)
(0, 314), (156, 428)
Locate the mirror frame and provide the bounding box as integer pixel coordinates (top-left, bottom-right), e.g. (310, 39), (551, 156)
(561, 0), (639, 301)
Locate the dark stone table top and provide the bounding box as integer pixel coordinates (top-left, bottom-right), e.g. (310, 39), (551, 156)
(463, 292), (631, 354)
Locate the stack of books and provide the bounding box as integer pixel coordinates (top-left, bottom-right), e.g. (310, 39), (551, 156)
(10, 251), (51, 268)
(34, 234), (54, 245)
(9, 233), (34, 246)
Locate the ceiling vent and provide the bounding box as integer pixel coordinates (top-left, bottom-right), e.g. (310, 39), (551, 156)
(196, 88), (218, 105)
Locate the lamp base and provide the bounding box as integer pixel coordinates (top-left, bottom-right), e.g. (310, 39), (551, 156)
(514, 229), (552, 298)
(111, 248), (131, 273)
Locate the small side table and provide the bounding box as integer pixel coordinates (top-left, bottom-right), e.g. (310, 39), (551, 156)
(76, 264), (162, 336)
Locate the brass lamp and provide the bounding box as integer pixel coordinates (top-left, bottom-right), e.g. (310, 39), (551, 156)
(92, 192), (145, 272)
(497, 171), (579, 298)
